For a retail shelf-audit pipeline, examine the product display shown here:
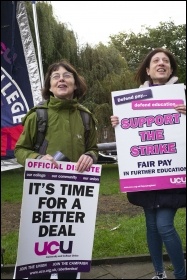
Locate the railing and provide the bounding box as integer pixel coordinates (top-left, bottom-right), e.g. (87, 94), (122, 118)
(97, 142), (116, 151)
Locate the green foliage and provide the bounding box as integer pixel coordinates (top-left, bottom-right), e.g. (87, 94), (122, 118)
(79, 44), (132, 91)
(79, 44), (135, 140)
(25, 1), (79, 73)
(109, 20), (186, 84)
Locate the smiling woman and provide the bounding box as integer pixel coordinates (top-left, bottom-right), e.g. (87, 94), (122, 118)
(111, 47), (186, 279)
(14, 59), (99, 279)
(49, 67), (77, 100)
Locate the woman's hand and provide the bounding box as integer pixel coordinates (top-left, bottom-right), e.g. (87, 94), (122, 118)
(174, 104), (186, 115)
(110, 116), (119, 127)
(39, 154), (58, 167)
(75, 154), (93, 173)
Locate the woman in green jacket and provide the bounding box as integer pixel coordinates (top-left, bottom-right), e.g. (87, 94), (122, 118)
(15, 60), (98, 172)
(14, 60), (98, 279)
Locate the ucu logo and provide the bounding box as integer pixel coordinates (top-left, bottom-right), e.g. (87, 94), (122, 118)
(170, 177), (186, 184)
(35, 241), (73, 256)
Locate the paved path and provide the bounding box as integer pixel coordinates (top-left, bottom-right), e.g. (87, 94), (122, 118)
(1, 260), (176, 279)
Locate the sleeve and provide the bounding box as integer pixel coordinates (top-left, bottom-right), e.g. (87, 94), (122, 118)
(84, 114), (98, 163)
(14, 112), (40, 166)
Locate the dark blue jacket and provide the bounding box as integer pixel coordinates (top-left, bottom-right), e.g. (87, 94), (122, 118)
(127, 188), (186, 209)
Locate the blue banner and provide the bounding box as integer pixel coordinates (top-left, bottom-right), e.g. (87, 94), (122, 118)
(1, 1), (41, 159)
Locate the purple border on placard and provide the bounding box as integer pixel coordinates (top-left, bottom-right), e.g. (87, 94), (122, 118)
(114, 89), (153, 105)
(15, 260), (91, 278)
(120, 174), (186, 192)
(25, 171), (100, 183)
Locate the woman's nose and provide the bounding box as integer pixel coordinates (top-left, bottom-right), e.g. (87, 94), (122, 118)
(158, 59), (165, 65)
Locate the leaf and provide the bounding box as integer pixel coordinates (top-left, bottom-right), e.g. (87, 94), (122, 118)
(110, 224), (121, 231)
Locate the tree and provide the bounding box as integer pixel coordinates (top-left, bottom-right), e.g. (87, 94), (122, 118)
(109, 21), (186, 84)
(78, 43), (135, 142)
(25, 1), (78, 73)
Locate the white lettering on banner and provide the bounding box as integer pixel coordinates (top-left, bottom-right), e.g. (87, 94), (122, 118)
(170, 177), (186, 184)
(1, 70), (29, 124)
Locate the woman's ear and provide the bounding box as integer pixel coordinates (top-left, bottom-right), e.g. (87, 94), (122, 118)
(146, 67), (150, 76)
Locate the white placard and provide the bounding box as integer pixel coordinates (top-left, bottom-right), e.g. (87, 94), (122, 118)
(14, 159), (102, 279)
(111, 84), (186, 192)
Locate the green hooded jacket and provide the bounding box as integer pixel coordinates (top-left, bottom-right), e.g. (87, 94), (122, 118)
(14, 96), (98, 166)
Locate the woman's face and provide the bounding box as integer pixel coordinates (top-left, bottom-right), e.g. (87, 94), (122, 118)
(146, 52), (173, 84)
(49, 66), (77, 99)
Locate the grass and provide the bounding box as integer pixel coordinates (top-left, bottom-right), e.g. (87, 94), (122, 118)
(1, 164), (186, 264)
(1, 168), (24, 202)
(1, 232), (19, 265)
(93, 210), (186, 258)
(99, 164), (121, 195)
(93, 214), (147, 258)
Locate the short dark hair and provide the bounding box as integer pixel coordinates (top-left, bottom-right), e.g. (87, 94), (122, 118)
(41, 60), (87, 100)
(135, 48), (178, 85)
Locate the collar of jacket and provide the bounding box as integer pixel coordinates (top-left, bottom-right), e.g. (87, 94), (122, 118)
(48, 96), (79, 110)
(140, 76), (179, 88)
(48, 96), (92, 115)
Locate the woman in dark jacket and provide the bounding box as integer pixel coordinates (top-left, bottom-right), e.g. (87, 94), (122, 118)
(111, 48), (186, 279)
